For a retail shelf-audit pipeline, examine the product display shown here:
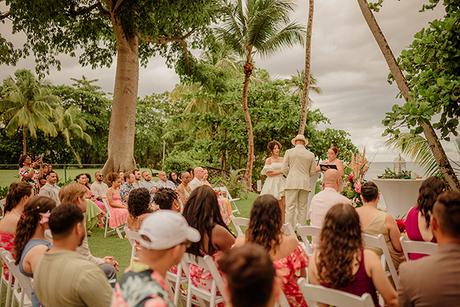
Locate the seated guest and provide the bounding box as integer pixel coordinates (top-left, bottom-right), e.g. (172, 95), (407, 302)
(133, 169), (142, 188)
(399, 191), (460, 306)
(356, 182), (405, 269)
(60, 183), (119, 285)
(202, 169), (212, 187)
(169, 171), (181, 187)
(176, 171), (192, 206)
(183, 186), (235, 290)
(15, 196), (56, 307)
(189, 167), (205, 191)
(309, 203), (398, 307)
(309, 169), (351, 228)
(34, 204), (112, 307)
(38, 170), (60, 205)
(404, 176), (444, 260)
(234, 194), (307, 307)
(127, 187), (153, 231)
(0, 182), (33, 279)
(91, 171), (108, 203)
(112, 210), (200, 306)
(153, 187), (181, 212)
(140, 170), (157, 194)
(155, 171), (176, 190)
(219, 243), (281, 307)
(120, 173), (137, 204)
(106, 172), (129, 229)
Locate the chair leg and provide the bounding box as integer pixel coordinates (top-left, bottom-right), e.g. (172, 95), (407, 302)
(115, 228), (123, 239)
(104, 220), (109, 238)
(5, 274), (12, 307)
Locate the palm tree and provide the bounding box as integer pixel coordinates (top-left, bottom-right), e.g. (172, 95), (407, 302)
(298, 0), (315, 135)
(217, 0), (304, 189)
(0, 69), (59, 155)
(356, 0), (459, 190)
(288, 70), (321, 96)
(55, 106), (92, 166)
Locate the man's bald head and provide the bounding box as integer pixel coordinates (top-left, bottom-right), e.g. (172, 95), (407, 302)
(323, 169), (340, 191)
(194, 167), (204, 180)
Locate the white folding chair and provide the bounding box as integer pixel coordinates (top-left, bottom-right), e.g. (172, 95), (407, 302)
(276, 291), (290, 307)
(400, 237), (437, 261)
(0, 249), (14, 307)
(215, 186), (240, 215)
(298, 278), (374, 307)
(102, 199), (125, 239)
(296, 225), (321, 255)
(362, 233), (400, 289)
(281, 223), (295, 235)
(1, 249), (32, 307)
(181, 253), (225, 307)
(123, 226), (138, 262)
(166, 262), (187, 306)
(231, 217), (249, 237)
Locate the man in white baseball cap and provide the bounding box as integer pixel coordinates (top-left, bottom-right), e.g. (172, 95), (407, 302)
(112, 210), (200, 306)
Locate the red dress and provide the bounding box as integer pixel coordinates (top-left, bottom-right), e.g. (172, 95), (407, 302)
(273, 245), (309, 307)
(0, 232), (15, 280)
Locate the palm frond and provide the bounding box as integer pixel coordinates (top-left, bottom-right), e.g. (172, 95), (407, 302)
(257, 22), (305, 56)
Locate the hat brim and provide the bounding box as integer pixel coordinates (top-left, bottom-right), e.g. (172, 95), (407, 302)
(291, 138), (307, 146)
(135, 227), (201, 250)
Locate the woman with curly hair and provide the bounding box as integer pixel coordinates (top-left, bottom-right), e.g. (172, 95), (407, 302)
(0, 182), (33, 279)
(309, 203), (397, 307)
(15, 196), (56, 307)
(404, 177), (444, 260)
(127, 187), (153, 231)
(183, 185), (235, 293)
(234, 194), (307, 307)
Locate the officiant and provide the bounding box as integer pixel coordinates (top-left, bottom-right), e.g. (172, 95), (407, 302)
(317, 145), (344, 189)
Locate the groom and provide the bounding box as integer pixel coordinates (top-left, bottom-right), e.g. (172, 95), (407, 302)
(282, 134), (317, 227)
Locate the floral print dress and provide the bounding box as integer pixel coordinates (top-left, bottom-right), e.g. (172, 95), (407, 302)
(0, 232), (15, 280)
(273, 245), (309, 307)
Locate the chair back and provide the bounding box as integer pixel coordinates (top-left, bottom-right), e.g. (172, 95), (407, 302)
(296, 225), (321, 255)
(123, 226), (138, 261)
(281, 223), (295, 235)
(203, 255), (229, 304)
(297, 278), (374, 307)
(231, 217), (249, 237)
(1, 249), (33, 303)
(362, 233), (400, 289)
(214, 186), (240, 215)
(400, 237), (437, 260)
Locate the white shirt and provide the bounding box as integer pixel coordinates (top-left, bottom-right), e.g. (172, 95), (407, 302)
(188, 177), (203, 191)
(308, 187), (352, 228)
(90, 181), (108, 201)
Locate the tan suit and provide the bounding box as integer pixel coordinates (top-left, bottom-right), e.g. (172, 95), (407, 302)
(282, 144), (317, 227)
(398, 244), (460, 307)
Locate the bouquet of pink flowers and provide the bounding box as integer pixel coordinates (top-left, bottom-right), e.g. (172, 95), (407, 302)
(342, 149), (369, 207)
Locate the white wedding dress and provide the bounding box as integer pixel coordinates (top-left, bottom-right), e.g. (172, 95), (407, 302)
(260, 162), (285, 200)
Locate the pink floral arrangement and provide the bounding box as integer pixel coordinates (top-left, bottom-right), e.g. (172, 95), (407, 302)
(342, 149), (369, 208)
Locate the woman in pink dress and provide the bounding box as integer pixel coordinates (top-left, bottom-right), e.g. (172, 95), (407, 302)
(234, 194), (308, 307)
(182, 186), (235, 294)
(309, 203), (398, 307)
(106, 172), (129, 228)
(0, 182), (33, 279)
(404, 177), (444, 260)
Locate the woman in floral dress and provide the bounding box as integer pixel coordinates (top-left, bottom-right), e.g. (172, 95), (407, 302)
(106, 172), (129, 228)
(234, 194), (308, 307)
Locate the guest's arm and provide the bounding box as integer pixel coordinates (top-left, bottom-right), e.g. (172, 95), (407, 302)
(386, 214), (403, 252)
(212, 224), (236, 253)
(365, 249), (398, 307)
(281, 152), (290, 176)
(106, 189), (125, 208)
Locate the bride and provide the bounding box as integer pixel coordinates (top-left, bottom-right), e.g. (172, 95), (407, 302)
(260, 140), (286, 222)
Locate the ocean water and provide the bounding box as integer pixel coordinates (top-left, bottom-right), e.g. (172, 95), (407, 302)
(364, 161), (460, 180)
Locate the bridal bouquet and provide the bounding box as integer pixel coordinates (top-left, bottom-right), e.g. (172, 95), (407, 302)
(342, 148), (369, 207)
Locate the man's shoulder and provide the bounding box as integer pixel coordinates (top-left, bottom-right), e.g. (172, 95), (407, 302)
(400, 255), (437, 280)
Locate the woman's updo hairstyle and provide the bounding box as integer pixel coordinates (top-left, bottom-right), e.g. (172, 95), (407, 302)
(361, 181), (379, 202)
(5, 182), (33, 213)
(267, 140), (282, 155)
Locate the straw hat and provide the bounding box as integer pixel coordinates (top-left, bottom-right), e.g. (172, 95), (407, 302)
(291, 134), (308, 146)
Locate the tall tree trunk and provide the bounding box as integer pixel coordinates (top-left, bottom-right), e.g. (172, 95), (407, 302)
(357, 0), (460, 190)
(22, 127), (27, 155)
(242, 55), (255, 190)
(298, 0), (314, 135)
(102, 17), (139, 175)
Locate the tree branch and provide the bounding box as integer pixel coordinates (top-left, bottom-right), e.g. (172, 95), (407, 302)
(68, 1), (109, 18)
(142, 28), (196, 45)
(0, 11), (10, 20)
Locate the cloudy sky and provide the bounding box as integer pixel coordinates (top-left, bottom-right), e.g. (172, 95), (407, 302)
(1, 0), (457, 163)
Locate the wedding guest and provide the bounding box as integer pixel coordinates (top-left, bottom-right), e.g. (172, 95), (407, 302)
(15, 196), (56, 307)
(309, 169), (351, 229)
(76, 173), (104, 227)
(120, 173), (137, 203)
(404, 176), (444, 260)
(127, 187), (153, 231)
(76, 173), (92, 197)
(202, 169), (212, 187)
(176, 171), (192, 206)
(140, 170), (157, 194)
(318, 145), (344, 182)
(132, 169), (142, 188)
(106, 172), (129, 229)
(59, 183), (119, 285)
(218, 243), (281, 307)
(18, 154), (39, 192)
(356, 182), (405, 269)
(38, 170), (60, 205)
(119, 171), (125, 183)
(189, 167), (205, 191)
(38, 163), (49, 180)
(169, 171), (181, 187)
(155, 171), (176, 190)
(261, 140), (286, 223)
(154, 188), (181, 212)
(34, 204), (112, 307)
(0, 182), (33, 279)
(112, 210), (200, 306)
(91, 171), (109, 203)
(399, 191), (460, 306)
(309, 203), (398, 307)
(234, 194), (307, 307)
(183, 186), (235, 291)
